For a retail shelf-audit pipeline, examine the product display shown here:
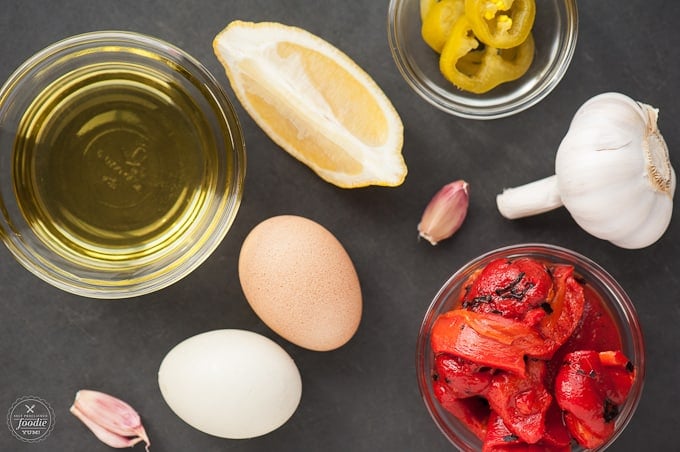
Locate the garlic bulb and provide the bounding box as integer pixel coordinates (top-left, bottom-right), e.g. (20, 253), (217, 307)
(496, 92), (675, 249)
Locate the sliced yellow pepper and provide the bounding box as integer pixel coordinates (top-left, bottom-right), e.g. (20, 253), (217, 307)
(421, 0), (466, 54)
(420, 0), (438, 20)
(464, 0), (535, 49)
(439, 16), (534, 94)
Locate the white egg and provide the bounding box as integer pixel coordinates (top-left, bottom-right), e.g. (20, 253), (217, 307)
(158, 329), (302, 439)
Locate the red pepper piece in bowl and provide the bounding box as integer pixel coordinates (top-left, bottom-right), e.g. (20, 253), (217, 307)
(598, 350), (636, 404)
(540, 401), (572, 449)
(485, 359), (552, 444)
(482, 409), (570, 452)
(483, 410), (523, 451)
(454, 259), (585, 360)
(433, 378), (489, 441)
(554, 350), (636, 449)
(431, 309), (550, 376)
(537, 265), (585, 357)
(462, 258), (553, 319)
(434, 353), (493, 398)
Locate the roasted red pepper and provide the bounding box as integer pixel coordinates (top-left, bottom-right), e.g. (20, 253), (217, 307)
(483, 408), (570, 452)
(434, 353), (492, 398)
(460, 259), (585, 355)
(536, 265), (585, 357)
(483, 410), (525, 451)
(558, 284), (623, 354)
(461, 258), (553, 320)
(431, 263), (584, 375)
(540, 402), (572, 449)
(485, 359), (551, 444)
(430, 257), (635, 450)
(554, 350), (635, 449)
(433, 378), (489, 440)
(431, 309), (549, 375)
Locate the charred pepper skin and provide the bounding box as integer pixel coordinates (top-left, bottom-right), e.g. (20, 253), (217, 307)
(430, 257), (633, 449)
(431, 259), (585, 376)
(536, 265), (585, 356)
(554, 350), (635, 449)
(462, 258), (553, 319)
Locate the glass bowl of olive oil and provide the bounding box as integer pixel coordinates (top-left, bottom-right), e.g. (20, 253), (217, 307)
(0, 31), (246, 298)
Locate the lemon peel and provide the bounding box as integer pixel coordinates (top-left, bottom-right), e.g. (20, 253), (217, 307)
(213, 21), (407, 188)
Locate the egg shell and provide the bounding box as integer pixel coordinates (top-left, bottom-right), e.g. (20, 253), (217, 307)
(239, 215), (362, 351)
(158, 329), (302, 439)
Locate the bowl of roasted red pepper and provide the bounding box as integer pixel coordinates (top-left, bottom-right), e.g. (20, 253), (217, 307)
(416, 244), (644, 451)
(388, 0), (578, 119)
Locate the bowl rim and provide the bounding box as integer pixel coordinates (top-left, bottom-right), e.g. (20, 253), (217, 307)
(0, 30), (247, 299)
(387, 0), (579, 119)
(416, 243), (645, 450)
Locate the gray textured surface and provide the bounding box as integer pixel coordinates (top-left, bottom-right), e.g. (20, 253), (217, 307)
(1, 1), (679, 451)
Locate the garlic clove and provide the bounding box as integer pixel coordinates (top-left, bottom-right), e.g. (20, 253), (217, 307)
(70, 390), (150, 451)
(418, 180), (469, 245)
(70, 405), (146, 449)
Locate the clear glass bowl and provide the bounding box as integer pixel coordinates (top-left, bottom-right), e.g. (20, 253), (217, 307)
(388, 0), (578, 119)
(0, 31), (246, 298)
(416, 244), (645, 451)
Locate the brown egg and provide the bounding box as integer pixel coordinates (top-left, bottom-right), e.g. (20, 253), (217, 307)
(238, 215), (362, 351)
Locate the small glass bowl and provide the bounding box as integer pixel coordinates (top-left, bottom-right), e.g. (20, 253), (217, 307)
(388, 0), (578, 119)
(0, 31), (246, 298)
(416, 244), (645, 451)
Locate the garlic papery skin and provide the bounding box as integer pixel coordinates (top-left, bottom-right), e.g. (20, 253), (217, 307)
(496, 92), (675, 249)
(70, 390), (151, 451)
(418, 180), (470, 245)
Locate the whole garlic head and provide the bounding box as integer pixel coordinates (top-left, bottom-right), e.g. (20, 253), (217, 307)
(496, 92), (676, 249)
(556, 93), (675, 249)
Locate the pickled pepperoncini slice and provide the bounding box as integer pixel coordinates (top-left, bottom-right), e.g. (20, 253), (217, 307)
(421, 0), (466, 53)
(420, 0), (438, 20)
(439, 16), (534, 94)
(465, 0), (535, 49)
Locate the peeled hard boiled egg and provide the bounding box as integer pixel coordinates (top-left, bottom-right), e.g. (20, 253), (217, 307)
(158, 329), (302, 439)
(239, 215), (362, 351)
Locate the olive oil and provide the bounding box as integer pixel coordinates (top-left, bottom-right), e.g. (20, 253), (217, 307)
(12, 61), (220, 265)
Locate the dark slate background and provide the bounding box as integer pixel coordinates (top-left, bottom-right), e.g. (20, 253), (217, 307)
(1, 1), (678, 451)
